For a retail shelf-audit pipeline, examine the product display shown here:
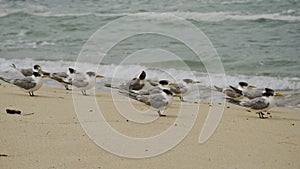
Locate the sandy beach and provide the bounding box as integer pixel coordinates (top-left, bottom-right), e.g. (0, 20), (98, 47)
(0, 83), (299, 169)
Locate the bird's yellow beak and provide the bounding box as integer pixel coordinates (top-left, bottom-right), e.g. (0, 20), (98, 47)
(38, 67), (42, 71)
(96, 75), (105, 78)
(248, 85), (256, 88)
(169, 82), (178, 86)
(275, 92), (284, 96)
(173, 94), (182, 97)
(42, 75), (50, 78)
(193, 80), (201, 84)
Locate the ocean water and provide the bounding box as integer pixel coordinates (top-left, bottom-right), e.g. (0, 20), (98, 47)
(0, 0), (299, 109)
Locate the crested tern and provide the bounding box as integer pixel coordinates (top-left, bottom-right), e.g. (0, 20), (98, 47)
(10, 64), (50, 76)
(169, 79), (201, 102)
(50, 68), (76, 90)
(135, 89), (175, 117)
(229, 85), (276, 100)
(119, 71), (146, 91)
(0, 72), (48, 96)
(72, 71), (104, 95)
(214, 82), (256, 100)
(231, 88), (284, 118)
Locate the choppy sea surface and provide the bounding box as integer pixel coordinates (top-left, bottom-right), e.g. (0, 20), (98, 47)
(0, 0), (299, 109)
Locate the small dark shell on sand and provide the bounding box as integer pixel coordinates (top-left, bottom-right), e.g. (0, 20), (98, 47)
(6, 109), (21, 115)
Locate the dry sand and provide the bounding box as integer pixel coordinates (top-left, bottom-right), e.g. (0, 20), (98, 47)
(0, 82), (299, 169)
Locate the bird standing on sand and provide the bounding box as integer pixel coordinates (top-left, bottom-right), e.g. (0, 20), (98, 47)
(169, 79), (201, 102)
(0, 72), (48, 96)
(50, 68), (76, 90)
(230, 88), (284, 118)
(10, 64), (50, 76)
(134, 89), (175, 117)
(214, 82), (256, 101)
(72, 71), (104, 95)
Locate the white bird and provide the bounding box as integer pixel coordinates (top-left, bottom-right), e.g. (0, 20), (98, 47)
(214, 82), (256, 101)
(50, 68), (76, 90)
(72, 71), (104, 95)
(0, 72), (47, 96)
(233, 88), (284, 118)
(169, 79), (201, 102)
(10, 64), (50, 77)
(135, 89), (175, 117)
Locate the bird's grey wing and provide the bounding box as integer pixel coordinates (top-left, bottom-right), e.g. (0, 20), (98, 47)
(137, 95), (150, 105)
(13, 77), (36, 90)
(120, 79), (144, 91)
(131, 89), (150, 95)
(225, 89), (242, 98)
(51, 76), (71, 85)
(243, 90), (263, 99)
(53, 72), (68, 78)
(129, 79), (144, 90)
(229, 85), (243, 95)
(214, 85), (224, 92)
(72, 80), (88, 88)
(149, 87), (163, 94)
(147, 79), (158, 86)
(179, 85), (188, 94)
(149, 94), (168, 109)
(170, 85), (181, 94)
(240, 97), (269, 110)
(20, 68), (33, 76)
(72, 75), (88, 87)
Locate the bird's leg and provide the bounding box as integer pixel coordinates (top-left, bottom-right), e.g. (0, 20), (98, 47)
(30, 91), (35, 96)
(158, 111), (166, 117)
(258, 112), (266, 119)
(180, 96), (185, 102)
(64, 85), (70, 90)
(258, 112), (262, 118)
(261, 112), (265, 119)
(81, 90), (87, 95)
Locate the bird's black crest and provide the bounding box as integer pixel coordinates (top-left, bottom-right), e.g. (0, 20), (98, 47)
(33, 72), (41, 77)
(159, 80), (169, 85)
(139, 71), (146, 80)
(162, 89), (173, 96)
(263, 88), (275, 96)
(33, 65), (41, 70)
(239, 82), (248, 87)
(69, 68), (76, 74)
(86, 71), (96, 77)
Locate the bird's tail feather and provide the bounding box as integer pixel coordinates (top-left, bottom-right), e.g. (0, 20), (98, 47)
(214, 85), (223, 92)
(50, 76), (72, 85)
(229, 85), (243, 95)
(104, 83), (120, 90)
(10, 64), (17, 69)
(0, 76), (13, 84)
(118, 90), (150, 105)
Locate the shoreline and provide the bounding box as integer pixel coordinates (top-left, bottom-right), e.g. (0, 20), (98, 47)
(0, 83), (299, 168)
